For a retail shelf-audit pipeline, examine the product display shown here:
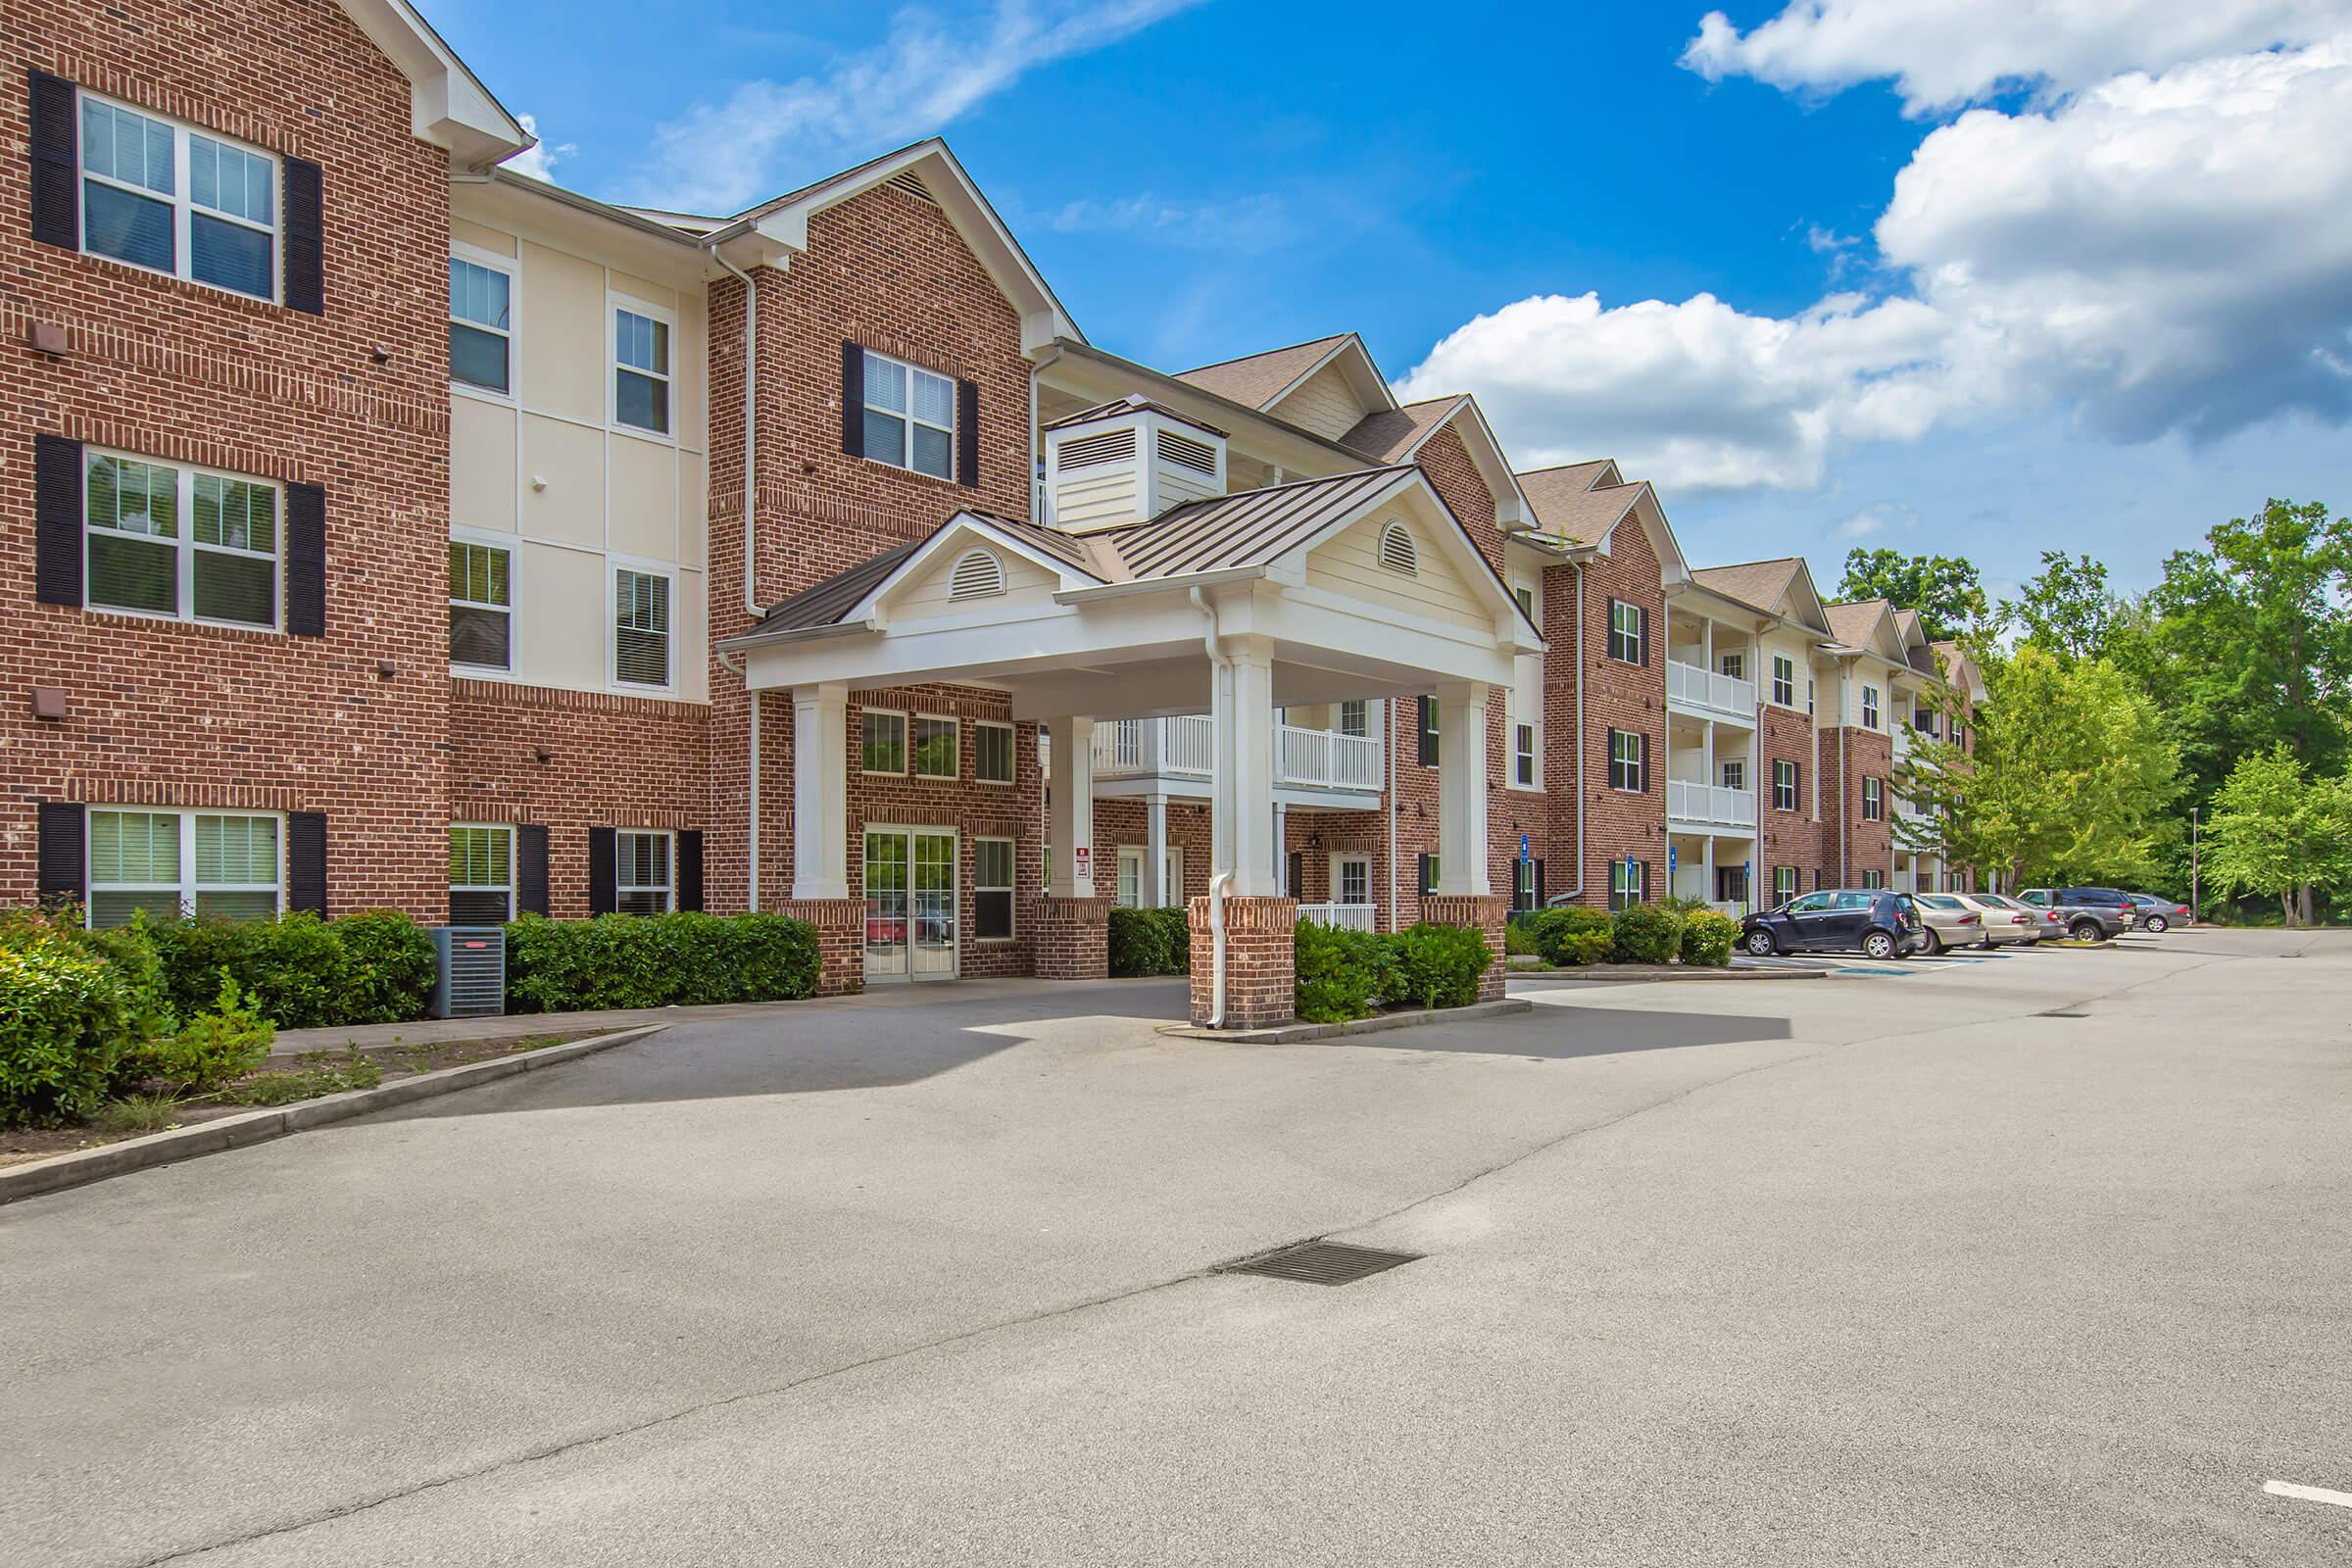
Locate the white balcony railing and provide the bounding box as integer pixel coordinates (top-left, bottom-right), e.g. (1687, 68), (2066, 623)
(1667, 779), (1758, 828)
(1091, 715), (1377, 792)
(1298, 902), (1378, 932)
(1667, 659), (1756, 718)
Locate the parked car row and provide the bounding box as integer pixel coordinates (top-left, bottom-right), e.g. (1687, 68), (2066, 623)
(1740, 884), (2190, 959)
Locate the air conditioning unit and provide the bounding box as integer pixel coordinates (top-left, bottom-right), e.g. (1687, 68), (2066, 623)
(430, 926), (507, 1019)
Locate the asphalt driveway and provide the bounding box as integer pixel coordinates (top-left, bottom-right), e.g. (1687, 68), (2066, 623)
(3, 932), (2346, 1566)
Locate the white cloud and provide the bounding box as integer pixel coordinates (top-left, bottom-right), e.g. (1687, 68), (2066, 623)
(1038, 191), (1299, 251)
(505, 114), (575, 183)
(626, 0), (1201, 214)
(1682, 0), (2345, 114)
(1401, 31), (2352, 493)
(1830, 501), (1917, 539)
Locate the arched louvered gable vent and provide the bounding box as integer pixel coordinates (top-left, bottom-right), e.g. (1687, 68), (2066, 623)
(949, 547), (1005, 600)
(1379, 521), (1419, 576)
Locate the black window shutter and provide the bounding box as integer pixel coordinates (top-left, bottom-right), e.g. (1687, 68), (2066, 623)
(34, 433), (84, 606)
(1417, 696), (1436, 766)
(1535, 859), (1546, 906)
(1639, 732), (1651, 793)
(286, 481), (325, 635)
(516, 824), (550, 916)
(955, 377), (980, 489)
(1417, 853), (1432, 897)
(1285, 851), (1302, 900)
(677, 829), (705, 912)
(282, 156), (323, 315)
(840, 342), (864, 457)
(587, 827), (617, 914)
(287, 812), (327, 914)
(37, 801), (85, 909)
(1644, 861), (1655, 903)
(28, 70), (77, 251)
(1639, 605), (1651, 665)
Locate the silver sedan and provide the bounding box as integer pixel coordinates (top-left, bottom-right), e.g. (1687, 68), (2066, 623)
(1956, 892), (2047, 947)
(1912, 893), (1987, 955)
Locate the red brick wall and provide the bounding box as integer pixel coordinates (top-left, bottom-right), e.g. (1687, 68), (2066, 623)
(1093, 796), (1213, 907)
(1559, 524), (1667, 906)
(1757, 706), (1824, 897)
(1, 1), (450, 915)
(1838, 726), (1893, 886)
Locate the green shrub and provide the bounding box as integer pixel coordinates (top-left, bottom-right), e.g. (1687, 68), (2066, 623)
(142, 910), (435, 1030)
(124, 972), (274, 1093)
(1609, 905), (1684, 965)
(1392, 923), (1493, 1009)
(1524, 906), (1615, 967)
(504, 912), (818, 1013)
(1108, 906), (1190, 976)
(1503, 918), (1539, 957)
(1294, 920), (1396, 1023)
(1678, 908), (1739, 968)
(0, 924), (137, 1126)
(330, 910), (436, 1023)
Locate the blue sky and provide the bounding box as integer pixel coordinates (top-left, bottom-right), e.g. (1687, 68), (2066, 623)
(428, 0), (2352, 604)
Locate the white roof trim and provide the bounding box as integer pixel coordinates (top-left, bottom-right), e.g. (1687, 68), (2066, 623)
(1405, 396), (1535, 531)
(845, 514), (1099, 624)
(336, 0), (528, 168)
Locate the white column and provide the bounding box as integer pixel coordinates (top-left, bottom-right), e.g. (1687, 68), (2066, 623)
(1434, 680), (1490, 895)
(1702, 836), (1715, 905)
(1046, 715), (1096, 898)
(1702, 723), (1716, 793)
(791, 683), (849, 901)
(1144, 794), (1168, 907)
(1271, 802), (1287, 890)
(1225, 637), (1280, 897)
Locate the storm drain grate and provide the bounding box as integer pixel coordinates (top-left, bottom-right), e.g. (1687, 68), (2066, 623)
(1217, 1240), (1423, 1286)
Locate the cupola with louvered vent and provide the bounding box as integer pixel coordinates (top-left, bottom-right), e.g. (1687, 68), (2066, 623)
(1042, 396), (1228, 533)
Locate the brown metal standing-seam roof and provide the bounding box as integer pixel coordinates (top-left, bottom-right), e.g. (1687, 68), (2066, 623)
(1690, 558), (1806, 616)
(754, 540), (926, 632)
(1104, 467), (1417, 580)
(1173, 334), (1350, 409)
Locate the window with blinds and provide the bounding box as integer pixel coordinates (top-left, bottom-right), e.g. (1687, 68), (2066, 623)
(613, 567), (670, 688)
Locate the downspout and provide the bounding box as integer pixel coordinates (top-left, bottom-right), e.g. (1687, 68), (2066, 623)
(710, 243), (762, 909)
(1569, 566), (1587, 901)
(1191, 587), (1233, 1027)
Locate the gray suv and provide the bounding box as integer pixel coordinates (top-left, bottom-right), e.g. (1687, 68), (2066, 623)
(2019, 887), (2137, 943)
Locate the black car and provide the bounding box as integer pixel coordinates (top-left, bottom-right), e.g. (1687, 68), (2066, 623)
(1741, 889), (1930, 960)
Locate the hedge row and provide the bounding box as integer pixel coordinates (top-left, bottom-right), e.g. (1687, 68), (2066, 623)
(503, 912), (819, 1012)
(1510, 903), (1740, 969)
(1107, 906), (1190, 976)
(137, 910), (435, 1029)
(1294, 920), (1493, 1024)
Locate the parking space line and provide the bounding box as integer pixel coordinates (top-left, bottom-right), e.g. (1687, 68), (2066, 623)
(2265, 1479), (2352, 1509)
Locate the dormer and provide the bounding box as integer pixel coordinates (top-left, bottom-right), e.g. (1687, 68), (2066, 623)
(1043, 398), (1228, 532)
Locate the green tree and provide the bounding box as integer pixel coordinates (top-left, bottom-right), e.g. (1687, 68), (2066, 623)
(1902, 645), (2179, 889)
(2004, 551), (2122, 665)
(1836, 548), (1988, 641)
(2141, 499), (2352, 803)
(2202, 747), (2352, 925)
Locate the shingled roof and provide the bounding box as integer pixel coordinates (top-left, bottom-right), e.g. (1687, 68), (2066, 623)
(1173, 334), (1351, 408)
(1825, 598), (1893, 651)
(1340, 397), (1463, 464)
(1515, 464), (1646, 546)
(1690, 558), (1805, 615)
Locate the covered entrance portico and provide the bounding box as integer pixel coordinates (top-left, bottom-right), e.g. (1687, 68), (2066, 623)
(720, 466), (1540, 1026)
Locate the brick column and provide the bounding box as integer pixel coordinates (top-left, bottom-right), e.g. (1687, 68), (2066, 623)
(1189, 895), (1296, 1028)
(776, 898), (864, 996)
(1031, 895), (1112, 979)
(1421, 893), (1508, 1002)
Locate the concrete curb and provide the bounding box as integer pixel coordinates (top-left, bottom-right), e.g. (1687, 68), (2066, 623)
(1508, 966), (1825, 983)
(1159, 997), (1532, 1045)
(0, 1025), (665, 1208)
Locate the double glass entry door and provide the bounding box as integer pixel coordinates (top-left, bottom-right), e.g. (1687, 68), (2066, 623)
(864, 829), (957, 982)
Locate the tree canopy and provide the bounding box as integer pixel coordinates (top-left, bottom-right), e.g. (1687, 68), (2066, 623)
(1837, 548), (1988, 642)
(2202, 747), (2352, 924)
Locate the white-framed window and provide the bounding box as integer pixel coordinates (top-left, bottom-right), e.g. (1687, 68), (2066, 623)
(613, 301), (672, 435)
(616, 829), (673, 914)
(1608, 727), (1645, 793)
(1609, 858), (1648, 911)
(911, 714), (958, 779)
(1861, 868), (1885, 891)
(87, 808), (280, 928)
(1774, 865), (1797, 903)
(1419, 696), (1440, 767)
(1774, 759), (1799, 811)
(79, 94), (276, 301)
(448, 823), (514, 923)
(612, 564), (671, 688)
(1806, 678), (1816, 716)
(862, 348), (955, 480)
(449, 254), (514, 395)
(1514, 722), (1536, 787)
(449, 536), (512, 670)
(1335, 854), (1370, 907)
(1513, 584), (1535, 622)
(1862, 684), (1881, 730)
(1421, 854), (1441, 896)
(974, 837), (1015, 939)
(84, 448), (278, 629)
(974, 720), (1014, 784)
(1864, 776), (1885, 821)
(1163, 845), (1185, 906)
(1722, 760), (1746, 792)
(1338, 700), (1368, 739)
(1115, 846), (1145, 909)
(1608, 598), (1646, 664)
(1720, 652), (1745, 681)
(1772, 654), (1796, 708)
(861, 709), (907, 774)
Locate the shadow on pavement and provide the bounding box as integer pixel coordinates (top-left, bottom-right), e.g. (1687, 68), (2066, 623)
(1346, 1002), (1791, 1059)
(374, 978), (1191, 1116)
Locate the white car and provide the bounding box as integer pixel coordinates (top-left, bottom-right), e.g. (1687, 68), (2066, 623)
(1955, 892), (2047, 947)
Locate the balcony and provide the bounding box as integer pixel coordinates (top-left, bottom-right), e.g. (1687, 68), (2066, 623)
(1667, 779), (1757, 831)
(1091, 715), (1381, 796)
(1666, 659), (1756, 723)
(1298, 902), (1377, 932)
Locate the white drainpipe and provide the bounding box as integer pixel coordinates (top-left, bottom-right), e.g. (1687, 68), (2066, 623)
(1191, 587), (1233, 1027)
(710, 244), (762, 908)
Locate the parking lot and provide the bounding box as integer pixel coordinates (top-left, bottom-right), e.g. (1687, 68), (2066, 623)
(2, 928), (2345, 1567)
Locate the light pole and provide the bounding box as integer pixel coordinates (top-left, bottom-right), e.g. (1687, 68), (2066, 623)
(2189, 806), (2200, 924)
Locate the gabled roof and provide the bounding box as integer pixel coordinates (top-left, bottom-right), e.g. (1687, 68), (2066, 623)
(1341, 397), (1464, 464)
(1825, 598), (1903, 659)
(1516, 468), (1645, 547)
(338, 0), (528, 168)
(1103, 467), (1417, 580)
(1175, 334), (1353, 408)
(694, 140), (1082, 350)
(1691, 558), (1804, 616)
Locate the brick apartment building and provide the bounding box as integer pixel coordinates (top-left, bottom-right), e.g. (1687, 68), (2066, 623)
(6, 0), (1977, 1020)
